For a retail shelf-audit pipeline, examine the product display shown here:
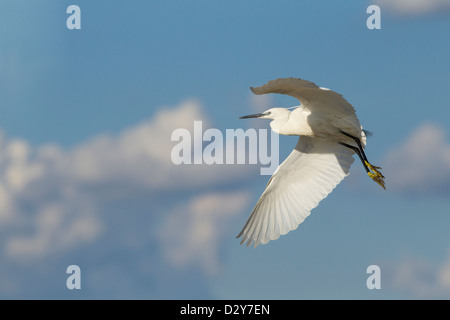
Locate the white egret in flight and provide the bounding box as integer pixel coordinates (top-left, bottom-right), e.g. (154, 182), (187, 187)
(237, 77), (385, 247)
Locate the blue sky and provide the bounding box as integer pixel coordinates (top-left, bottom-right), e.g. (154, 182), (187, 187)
(1, 0), (450, 299)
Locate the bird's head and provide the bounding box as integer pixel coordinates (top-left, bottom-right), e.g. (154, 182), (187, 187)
(240, 107), (294, 134)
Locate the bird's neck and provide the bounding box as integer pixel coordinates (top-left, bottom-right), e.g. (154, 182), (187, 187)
(270, 119), (298, 135)
(269, 119), (288, 135)
(270, 110), (312, 136)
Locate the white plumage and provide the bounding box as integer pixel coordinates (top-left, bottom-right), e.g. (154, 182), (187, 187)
(237, 77), (384, 247)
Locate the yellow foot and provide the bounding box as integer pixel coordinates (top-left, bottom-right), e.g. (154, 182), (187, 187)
(368, 172), (386, 190)
(365, 161), (385, 179)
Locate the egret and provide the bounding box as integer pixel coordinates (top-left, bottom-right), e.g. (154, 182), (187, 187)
(237, 77), (385, 247)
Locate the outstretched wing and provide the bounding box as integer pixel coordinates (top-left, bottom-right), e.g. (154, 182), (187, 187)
(250, 77), (356, 118)
(237, 136), (354, 247)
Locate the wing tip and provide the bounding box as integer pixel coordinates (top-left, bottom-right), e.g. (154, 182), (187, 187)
(249, 86), (259, 95)
(237, 232), (261, 248)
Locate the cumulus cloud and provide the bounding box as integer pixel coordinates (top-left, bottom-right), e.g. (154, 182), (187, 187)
(0, 99), (253, 297)
(374, 0), (450, 16)
(383, 123), (450, 194)
(5, 199), (102, 261)
(34, 99), (251, 193)
(385, 252), (450, 298)
(159, 191), (250, 276)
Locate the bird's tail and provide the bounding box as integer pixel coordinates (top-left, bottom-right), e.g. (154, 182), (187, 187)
(363, 129), (373, 137)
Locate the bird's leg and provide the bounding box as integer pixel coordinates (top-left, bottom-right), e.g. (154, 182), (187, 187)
(339, 131), (384, 179)
(338, 141), (386, 190)
(339, 142), (370, 171)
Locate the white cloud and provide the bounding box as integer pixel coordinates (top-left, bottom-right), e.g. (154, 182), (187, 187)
(374, 0), (450, 15)
(383, 123), (450, 194)
(4, 139), (43, 192)
(55, 99), (253, 192)
(6, 201), (101, 260)
(0, 98), (252, 282)
(386, 252), (450, 298)
(158, 191), (250, 276)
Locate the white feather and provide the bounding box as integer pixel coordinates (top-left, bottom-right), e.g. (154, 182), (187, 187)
(237, 136), (354, 247)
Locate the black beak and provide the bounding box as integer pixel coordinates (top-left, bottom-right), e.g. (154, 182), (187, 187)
(239, 112), (266, 119)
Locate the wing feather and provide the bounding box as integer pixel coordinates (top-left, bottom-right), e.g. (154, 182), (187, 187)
(250, 77), (356, 118)
(237, 136), (354, 247)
